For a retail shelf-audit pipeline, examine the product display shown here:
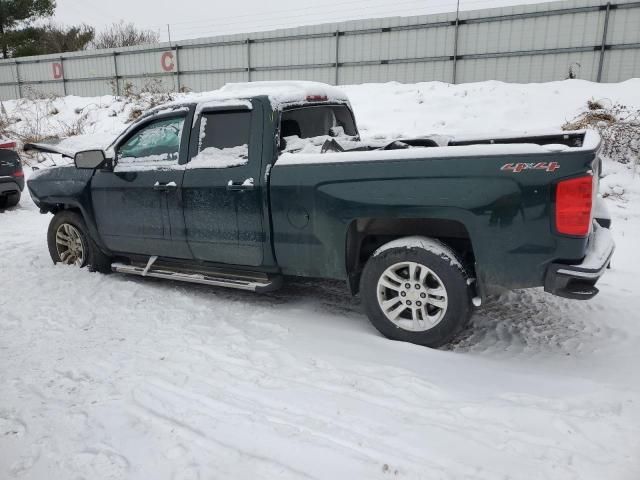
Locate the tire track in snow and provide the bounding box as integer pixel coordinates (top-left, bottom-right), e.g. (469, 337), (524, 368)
(130, 385), (320, 480)
(125, 343), (626, 480)
(130, 377), (453, 479)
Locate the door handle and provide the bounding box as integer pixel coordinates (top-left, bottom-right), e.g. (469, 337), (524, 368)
(153, 181), (178, 192)
(226, 178), (255, 191)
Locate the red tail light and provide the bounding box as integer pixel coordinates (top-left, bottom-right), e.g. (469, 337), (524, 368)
(306, 94), (328, 102)
(555, 175), (593, 236)
(12, 168), (24, 178)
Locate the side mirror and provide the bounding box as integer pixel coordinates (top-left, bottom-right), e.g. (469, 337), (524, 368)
(74, 150), (107, 169)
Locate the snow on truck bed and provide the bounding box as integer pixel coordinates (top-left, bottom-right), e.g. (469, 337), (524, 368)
(277, 129), (600, 166)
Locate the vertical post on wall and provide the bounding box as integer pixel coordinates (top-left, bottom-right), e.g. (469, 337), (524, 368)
(15, 62), (23, 98)
(113, 52), (120, 96)
(174, 45), (181, 91)
(597, 2), (611, 83)
(452, 0), (460, 84)
(60, 56), (67, 96)
(334, 29), (340, 85)
(246, 39), (251, 82)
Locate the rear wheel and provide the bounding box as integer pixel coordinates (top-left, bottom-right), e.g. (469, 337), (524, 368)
(47, 210), (112, 273)
(360, 236), (472, 348)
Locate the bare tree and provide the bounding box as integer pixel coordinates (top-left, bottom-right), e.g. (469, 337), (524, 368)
(92, 21), (159, 49)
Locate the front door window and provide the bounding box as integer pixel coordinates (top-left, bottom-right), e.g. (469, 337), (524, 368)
(116, 116), (185, 171)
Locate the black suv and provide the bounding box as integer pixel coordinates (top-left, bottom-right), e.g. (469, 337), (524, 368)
(0, 148), (24, 208)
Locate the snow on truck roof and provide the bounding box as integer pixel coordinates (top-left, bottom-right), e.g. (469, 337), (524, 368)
(220, 81), (348, 104)
(145, 81), (349, 117)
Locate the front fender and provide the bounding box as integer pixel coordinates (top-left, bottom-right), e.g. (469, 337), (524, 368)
(27, 166), (111, 254)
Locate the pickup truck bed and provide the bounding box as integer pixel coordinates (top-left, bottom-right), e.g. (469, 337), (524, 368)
(270, 130), (609, 296)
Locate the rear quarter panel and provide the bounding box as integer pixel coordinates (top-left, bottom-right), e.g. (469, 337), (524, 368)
(269, 149), (596, 290)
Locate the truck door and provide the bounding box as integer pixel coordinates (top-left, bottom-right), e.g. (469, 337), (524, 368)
(91, 113), (192, 259)
(182, 103), (265, 266)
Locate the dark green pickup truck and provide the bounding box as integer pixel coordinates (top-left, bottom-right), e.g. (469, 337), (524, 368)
(27, 81), (614, 347)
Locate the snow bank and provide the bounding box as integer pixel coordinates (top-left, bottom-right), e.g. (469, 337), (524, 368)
(8, 78), (637, 169)
(342, 78), (640, 141)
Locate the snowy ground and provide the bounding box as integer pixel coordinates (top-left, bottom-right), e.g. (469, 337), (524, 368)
(1, 80), (640, 479)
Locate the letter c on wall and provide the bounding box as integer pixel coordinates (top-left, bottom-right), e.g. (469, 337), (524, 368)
(52, 62), (63, 79)
(161, 51), (175, 72)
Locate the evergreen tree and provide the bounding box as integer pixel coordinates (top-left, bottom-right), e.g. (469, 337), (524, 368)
(0, 0), (56, 58)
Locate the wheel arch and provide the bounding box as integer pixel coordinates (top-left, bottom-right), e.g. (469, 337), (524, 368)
(345, 217), (478, 295)
(48, 200), (110, 255)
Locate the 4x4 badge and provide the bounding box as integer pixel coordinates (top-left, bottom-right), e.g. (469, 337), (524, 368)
(501, 162), (560, 173)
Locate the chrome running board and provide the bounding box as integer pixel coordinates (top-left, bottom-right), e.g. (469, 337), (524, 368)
(111, 262), (282, 292)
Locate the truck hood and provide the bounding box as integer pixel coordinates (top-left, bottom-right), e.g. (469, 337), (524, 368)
(24, 133), (117, 158)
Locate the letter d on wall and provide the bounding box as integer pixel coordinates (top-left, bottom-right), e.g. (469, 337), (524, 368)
(52, 62), (63, 79)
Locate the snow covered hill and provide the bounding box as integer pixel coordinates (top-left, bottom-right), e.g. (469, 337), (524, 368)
(3, 78), (640, 161)
(1, 79), (639, 480)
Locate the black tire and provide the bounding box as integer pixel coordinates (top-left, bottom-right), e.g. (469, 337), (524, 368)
(47, 210), (112, 273)
(5, 192), (20, 207)
(360, 236), (472, 348)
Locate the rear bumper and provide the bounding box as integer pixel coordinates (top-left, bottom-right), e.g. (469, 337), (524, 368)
(0, 176), (23, 195)
(544, 223), (615, 300)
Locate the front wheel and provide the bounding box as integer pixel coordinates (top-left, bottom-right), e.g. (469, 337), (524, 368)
(47, 210), (112, 273)
(360, 236), (473, 348)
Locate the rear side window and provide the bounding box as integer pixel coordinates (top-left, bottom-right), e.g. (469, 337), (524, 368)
(281, 105), (357, 140)
(190, 110), (251, 169)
